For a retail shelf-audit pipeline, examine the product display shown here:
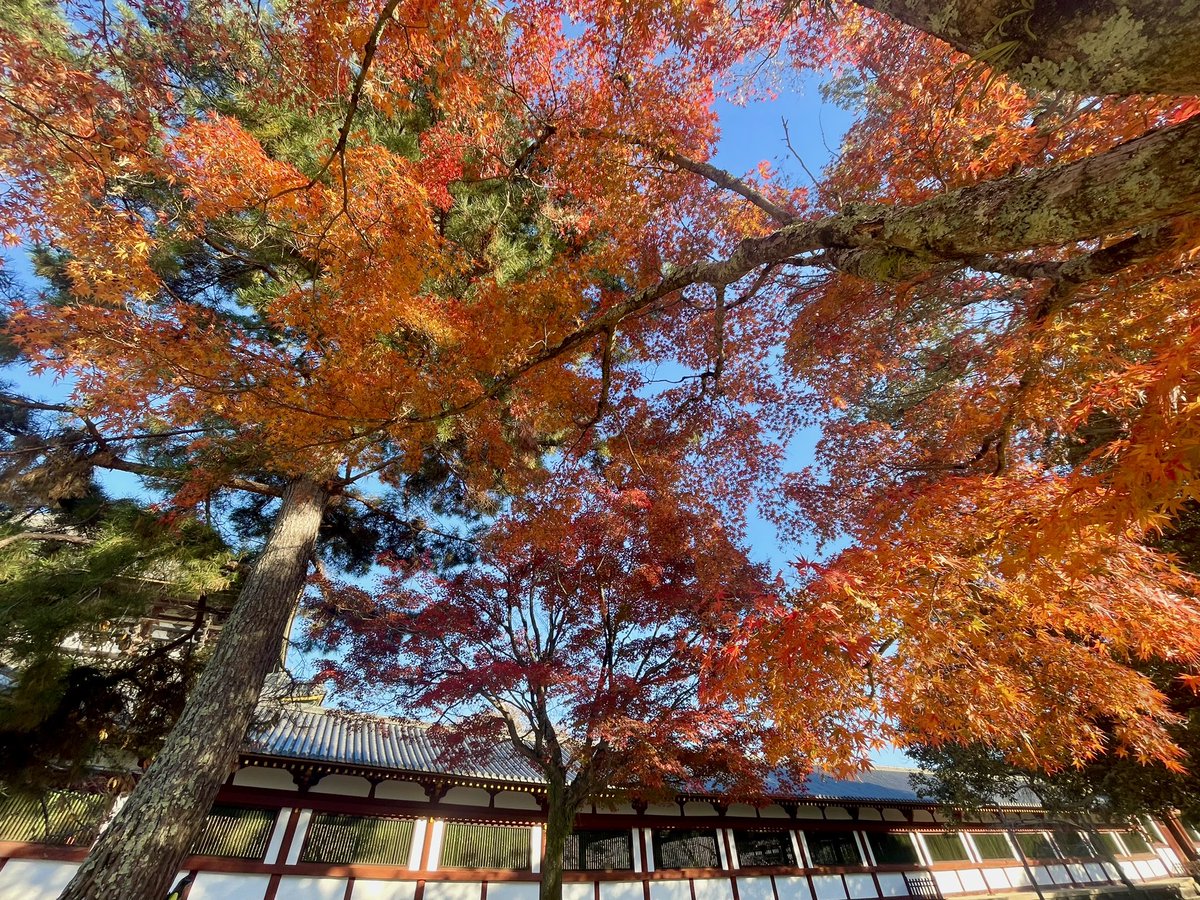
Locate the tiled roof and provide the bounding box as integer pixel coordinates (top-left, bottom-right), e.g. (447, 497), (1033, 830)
(801, 768), (930, 803)
(246, 705), (543, 784)
(244, 705), (1038, 807)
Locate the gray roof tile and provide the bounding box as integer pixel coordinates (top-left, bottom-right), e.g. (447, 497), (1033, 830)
(244, 705), (1036, 807)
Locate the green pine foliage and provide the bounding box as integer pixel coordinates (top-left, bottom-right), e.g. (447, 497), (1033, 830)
(0, 488), (238, 791)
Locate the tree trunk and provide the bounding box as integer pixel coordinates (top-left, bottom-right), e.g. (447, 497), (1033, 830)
(849, 0), (1200, 96)
(540, 777), (583, 900)
(58, 475), (330, 900)
(1081, 823), (1145, 898)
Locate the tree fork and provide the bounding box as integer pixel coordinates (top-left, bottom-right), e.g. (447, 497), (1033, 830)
(57, 476), (331, 900)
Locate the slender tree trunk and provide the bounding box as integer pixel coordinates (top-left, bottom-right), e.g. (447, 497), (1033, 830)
(541, 777), (583, 900)
(1006, 826), (1048, 900)
(849, 0), (1200, 96)
(1081, 822), (1145, 898)
(58, 475), (330, 900)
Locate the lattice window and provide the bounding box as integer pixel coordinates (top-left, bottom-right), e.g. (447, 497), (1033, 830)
(191, 805), (277, 859)
(924, 833), (970, 862)
(1051, 828), (1092, 858)
(866, 832), (919, 865)
(300, 813), (415, 866)
(653, 829), (721, 869)
(441, 823), (532, 870)
(1015, 832), (1058, 860)
(1093, 832), (1126, 858)
(564, 829), (634, 871)
(971, 833), (1017, 860)
(0, 790), (111, 846)
(1119, 830), (1152, 855)
(733, 830), (796, 867)
(804, 831), (862, 867)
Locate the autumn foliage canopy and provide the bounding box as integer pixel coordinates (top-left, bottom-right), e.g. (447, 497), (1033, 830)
(4, 0), (1200, 791)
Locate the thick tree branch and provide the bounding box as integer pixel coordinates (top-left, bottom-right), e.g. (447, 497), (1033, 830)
(402, 114), (1200, 425)
(847, 0), (1200, 96)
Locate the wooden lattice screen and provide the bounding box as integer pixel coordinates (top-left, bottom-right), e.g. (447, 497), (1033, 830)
(564, 829), (634, 871)
(440, 823), (532, 870)
(301, 813), (416, 866)
(191, 805), (277, 859)
(0, 790), (111, 846)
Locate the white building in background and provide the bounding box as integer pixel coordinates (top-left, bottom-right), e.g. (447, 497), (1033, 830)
(0, 700), (1196, 900)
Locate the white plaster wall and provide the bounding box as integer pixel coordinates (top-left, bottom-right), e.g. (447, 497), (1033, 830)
(601, 879), (646, 900)
(1046, 865), (1070, 884)
(1135, 859), (1163, 880)
(727, 804), (758, 819)
(881, 811), (907, 823)
(276, 876), (350, 899)
(843, 873), (876, 898)
(857, 810), (882, 822)
(982, 869), (1011, 891)
(311, 774), (372, 797)
(910, 812), (934, 824)
(759, 806), (790, 820)
(823, 808), (852, 821)
(488, 882), (540, 900)
(354, 880), (419, 900)
(684, 802), (719, 817)
(377, 781), (430, 802)
(495, 791), (541, 811)
(649, 879), (693, 900)
(795, 808), (823, 820)
(1004, 867), (1031, 888)
(694, 877), (735, 900)
(286, 808), (314, 865)
(737, 875), (775, 900)
(956, 869), (987, 894)
(647, 804), (680, 817)
(776, 875), (813, 900)
(443, 787), (492, 807)
(0, 860), (79, 900)
(424, 881), (484, 900)
(233, 766), (298, 791)
(563, 883), (594, 900)
(189, 872), (271, 900)
(812, 874), (847, 900)
(930, 871), (962, 895)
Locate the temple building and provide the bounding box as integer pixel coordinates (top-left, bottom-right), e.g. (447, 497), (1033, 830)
(1, 698), (1198, 900)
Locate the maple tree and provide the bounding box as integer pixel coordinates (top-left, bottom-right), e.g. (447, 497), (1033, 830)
(2, 0), (1200, 897)
(717, 2), (1200, 775)
(311, 464), (798, 900)
(0, 1), (776, 897)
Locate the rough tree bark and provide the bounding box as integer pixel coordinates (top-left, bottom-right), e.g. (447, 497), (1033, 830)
(58, 475), (330, 900)
(849, 0), (1200, 96)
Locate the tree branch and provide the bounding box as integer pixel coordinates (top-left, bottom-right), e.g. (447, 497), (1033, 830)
(0, 531), (92, 551)
(400, 114), (1200, 428)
